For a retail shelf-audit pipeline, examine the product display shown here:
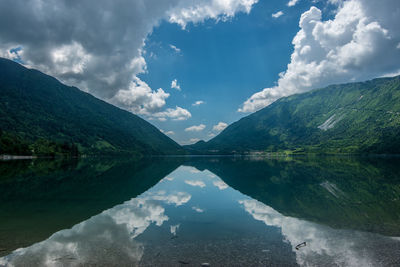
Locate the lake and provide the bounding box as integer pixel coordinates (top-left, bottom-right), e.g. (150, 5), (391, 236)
(1, 156), (400, 266)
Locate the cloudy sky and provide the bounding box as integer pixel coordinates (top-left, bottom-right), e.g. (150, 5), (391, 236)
(1, 0), (399, 144)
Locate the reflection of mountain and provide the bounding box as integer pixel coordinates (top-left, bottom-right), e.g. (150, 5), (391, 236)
(0, 157), (182, 256)
(240, 198), (400, 267)
(0, 182), (192, 266)
(186, 157), (400, 236)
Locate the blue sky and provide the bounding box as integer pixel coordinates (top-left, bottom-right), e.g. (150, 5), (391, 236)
(1, 0), (399, 145)
(140, 0), (334, 144)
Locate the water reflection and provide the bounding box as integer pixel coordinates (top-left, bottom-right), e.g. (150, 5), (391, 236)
(240, 199), (400, 266)
(1, 156), (400, 266)
(0, 157), (182, 255)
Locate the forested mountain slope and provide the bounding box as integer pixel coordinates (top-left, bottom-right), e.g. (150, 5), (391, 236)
(0, 58), (184, 156)
(187, 75), (400, 154)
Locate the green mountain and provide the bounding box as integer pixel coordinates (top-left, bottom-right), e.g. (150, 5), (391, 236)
(0, 58), (184, 156)
(187, 76), (400, 154)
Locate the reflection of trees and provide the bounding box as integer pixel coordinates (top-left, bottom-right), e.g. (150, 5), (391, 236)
(1, 188), (192, 266)
(240, 198), (400, 267)
(0, 157), (182, 255)
(185, 156), (400, 235)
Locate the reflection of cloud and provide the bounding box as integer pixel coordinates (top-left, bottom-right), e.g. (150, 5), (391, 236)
(185, 180), (206, 188)
(239, 199), (400, 266)
(145, 191), (191, 206)
(192, 206), (204, 213)
(213, 180), (228, 190)
(208, 174), (217, 178)
(180, 166), (202, 173)
(161, 176), (174, 182)
(0, 189), (194, 265)
(105, 198), (168, 238)
(0, 214), (144, 266)
(170, 224), (180, 236)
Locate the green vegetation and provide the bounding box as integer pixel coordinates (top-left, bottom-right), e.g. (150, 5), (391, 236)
(187, 156), (400, 235)
(186, 75), (400, 154)
(0, 157), (182, 255)
(0, 58), (185, 156)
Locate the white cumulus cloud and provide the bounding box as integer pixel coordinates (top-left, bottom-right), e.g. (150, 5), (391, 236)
(213, 180), (229, 190)
(145, 191), (192, 206)
(0, 0), (258, 117)
(171, 79), (181, 91)
(167, 0), (259, 29)
(212, 122), (228, 132)
(152, 106), (192, 121)
(287, 0), (300, 7)
(185, 124), (206, 132)
(111, 77), (169, 115)
(160, 129), (175, 135)
(170, 224), (180, 235)
(240, 0), (400, 113)
(185, 180), (206, 188)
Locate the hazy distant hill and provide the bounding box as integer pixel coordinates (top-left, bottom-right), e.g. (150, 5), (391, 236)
(0, 58), (184, 156)
(187, 75), (400, 154)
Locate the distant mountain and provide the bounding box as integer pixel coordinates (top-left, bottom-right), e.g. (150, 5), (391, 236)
(0, 58), (184, 156)
(186, 76), (400, 154)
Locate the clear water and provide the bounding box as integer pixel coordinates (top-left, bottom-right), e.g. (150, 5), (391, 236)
(1, 156), (400, 266)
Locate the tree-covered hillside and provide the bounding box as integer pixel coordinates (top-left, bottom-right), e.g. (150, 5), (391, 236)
(0, 58), (184, 156)
(187, 76), (400, 154)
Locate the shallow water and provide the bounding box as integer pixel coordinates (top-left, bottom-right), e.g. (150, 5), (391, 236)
(1, 156), (400, 266)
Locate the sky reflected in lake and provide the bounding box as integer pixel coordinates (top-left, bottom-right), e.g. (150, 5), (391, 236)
(1, 157), (400, 266)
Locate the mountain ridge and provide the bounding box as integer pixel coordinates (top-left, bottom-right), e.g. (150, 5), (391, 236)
(186, 75), (400, 154)
(0, 57), (184, 156)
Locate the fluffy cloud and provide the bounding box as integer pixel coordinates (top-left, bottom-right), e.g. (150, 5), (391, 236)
(161, 176), (175, 182)
(240, 0), (400, 112)
(185, 124), (206, 132)
(208, 132), (216, 138)
(170, 224), (180, 236)
(152, 106), (192, 121)
(212, 122), (228, 132)
(287, 0), (300, 7)
(160, 129), (175, 135)
(144, 190), (192, 206)
(213, 180), (229, 190)
(171, 79), (181, 91)
(0, 0), (258, 117)
(192, 100), (205, 106)
(189, 168), (201, 173)
(167, 0), (259, 29)
(272, 11), (284, 18)
(189, 138), (201, 143)
(185, 180), (206, 188)
(111, 77), (169, 115)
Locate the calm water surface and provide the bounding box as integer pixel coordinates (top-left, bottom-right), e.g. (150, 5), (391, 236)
(1, 156), (400, 266)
